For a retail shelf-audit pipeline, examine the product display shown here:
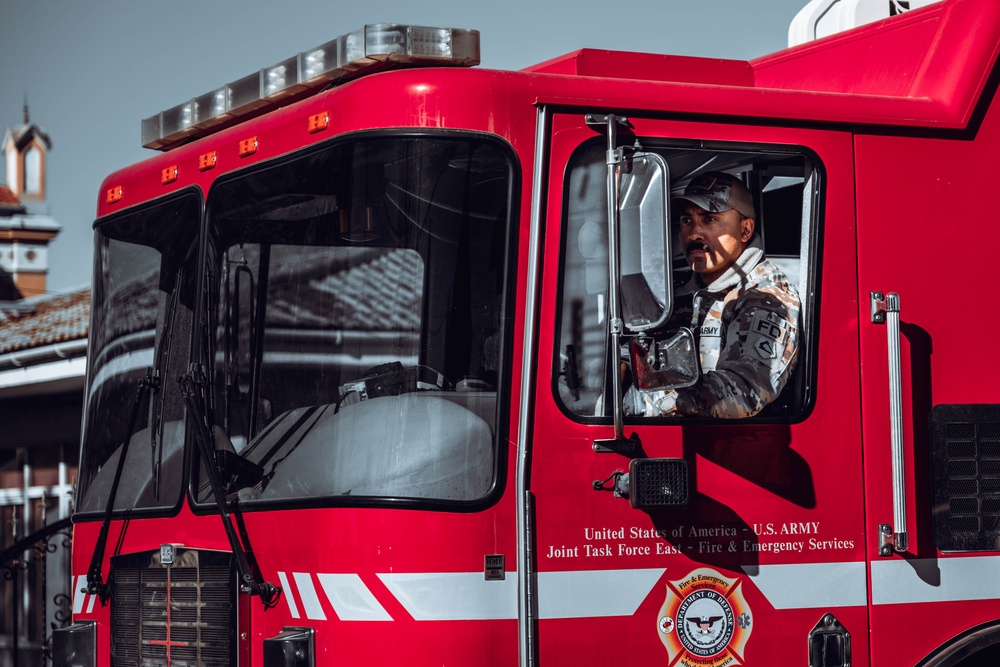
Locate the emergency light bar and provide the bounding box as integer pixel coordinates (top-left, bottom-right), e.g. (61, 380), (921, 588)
(141, 24), (480, 151)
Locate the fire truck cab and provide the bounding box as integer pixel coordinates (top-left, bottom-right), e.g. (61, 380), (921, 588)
(61, 1), (1000, 665)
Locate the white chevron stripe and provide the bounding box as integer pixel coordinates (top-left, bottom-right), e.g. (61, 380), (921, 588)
(379, 571), (517, 620)
(277, 571), (299, 618)
(317, 573), (393, 621)
(292, 572), (327, 620)
(73, 575), (87, 614)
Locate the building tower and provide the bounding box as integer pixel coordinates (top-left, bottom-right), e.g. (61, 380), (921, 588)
(1, 100), (60, 298)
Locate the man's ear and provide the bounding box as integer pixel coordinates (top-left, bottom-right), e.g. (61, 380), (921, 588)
(741, 217), (755, 243)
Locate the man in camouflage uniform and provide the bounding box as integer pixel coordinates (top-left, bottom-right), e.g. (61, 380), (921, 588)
(623, 171), (800, 418)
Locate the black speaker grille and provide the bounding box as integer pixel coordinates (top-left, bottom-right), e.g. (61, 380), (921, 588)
(931, 404), (1000, 552)
(630, 458), (689, 507)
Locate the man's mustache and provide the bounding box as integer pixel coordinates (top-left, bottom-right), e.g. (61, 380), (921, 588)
(686, 241), (710, 255)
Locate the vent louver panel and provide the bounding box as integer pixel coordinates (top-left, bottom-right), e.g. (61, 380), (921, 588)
(111, 548), (237, 667)
(930, 404), (1000, 552)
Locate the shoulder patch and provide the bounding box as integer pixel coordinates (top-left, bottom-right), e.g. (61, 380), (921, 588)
(749, 310), (788, 344)
(753, 336), (777, 359)
(747, 310), (791, 361)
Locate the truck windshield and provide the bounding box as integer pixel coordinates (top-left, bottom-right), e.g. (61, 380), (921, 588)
(77, 193), (200, 514)
(196, 134), (513, 507)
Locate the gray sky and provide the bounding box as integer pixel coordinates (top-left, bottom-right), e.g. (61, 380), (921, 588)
(1, 0), (808, 294)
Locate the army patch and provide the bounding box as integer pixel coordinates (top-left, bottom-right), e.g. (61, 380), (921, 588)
(699, 323), (723, 338)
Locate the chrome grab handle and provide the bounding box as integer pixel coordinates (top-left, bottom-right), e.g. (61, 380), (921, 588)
(871, 292), (907, 555)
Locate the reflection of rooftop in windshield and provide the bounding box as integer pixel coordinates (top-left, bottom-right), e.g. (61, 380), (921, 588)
(103, 270), (160, 339)
(265, 248), (421, 331)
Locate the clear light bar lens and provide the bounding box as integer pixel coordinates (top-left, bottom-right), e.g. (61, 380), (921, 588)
(228, 72), (262, 112)
(365, 25), (408, 56)
(141, 115), (162, 148)
(161, 100), (195, 136)
(407, 27), (453, 58)
(264, 57), (299, 97)
(300, 38), (339, 82)
(194, 86), (229, 125)
(142, 24), (480, 150)
(342, 29), (366, 64)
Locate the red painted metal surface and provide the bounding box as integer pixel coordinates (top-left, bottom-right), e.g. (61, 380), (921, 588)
(75, 1), (1000, 665)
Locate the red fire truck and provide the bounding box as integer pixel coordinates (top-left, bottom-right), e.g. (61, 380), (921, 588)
(57, 1), (1000, 665)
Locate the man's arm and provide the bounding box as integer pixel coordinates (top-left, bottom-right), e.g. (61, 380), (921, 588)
(626, 285), (799, 419)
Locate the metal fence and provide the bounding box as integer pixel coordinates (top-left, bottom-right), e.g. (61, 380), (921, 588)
(1, 442), (75, 667)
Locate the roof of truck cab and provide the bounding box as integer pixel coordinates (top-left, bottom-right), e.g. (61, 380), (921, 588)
(524, 0), (999, 131)
(96, 0), (1000, 214)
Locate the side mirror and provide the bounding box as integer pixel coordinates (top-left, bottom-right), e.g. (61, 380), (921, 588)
(629, 328), (700, 390)
(618, 152), (673, 332)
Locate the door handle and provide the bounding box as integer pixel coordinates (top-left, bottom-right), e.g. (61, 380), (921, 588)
(871, 291), (908, 555)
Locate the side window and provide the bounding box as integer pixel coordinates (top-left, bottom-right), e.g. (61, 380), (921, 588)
(556, 141), (820, 420)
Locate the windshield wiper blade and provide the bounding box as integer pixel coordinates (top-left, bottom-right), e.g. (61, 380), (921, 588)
(85, 368), (156, 603)
(151, 267), (184, 501)
(179, 371), (280, 606)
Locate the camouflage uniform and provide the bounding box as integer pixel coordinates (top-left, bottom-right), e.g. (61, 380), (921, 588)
(624, 244), (800, 418)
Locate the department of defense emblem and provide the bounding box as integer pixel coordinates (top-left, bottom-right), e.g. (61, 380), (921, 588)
(657, 568), (752, 666)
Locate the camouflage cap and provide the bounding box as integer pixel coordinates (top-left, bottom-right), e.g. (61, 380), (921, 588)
(674, 171), (755, 219)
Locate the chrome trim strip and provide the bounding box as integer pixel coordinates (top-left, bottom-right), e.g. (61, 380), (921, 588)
(517, 104), (551, 667)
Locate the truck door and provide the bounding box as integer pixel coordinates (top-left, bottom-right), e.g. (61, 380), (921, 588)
(526, 110), (867, 665)
(857, 121), (1000, 665)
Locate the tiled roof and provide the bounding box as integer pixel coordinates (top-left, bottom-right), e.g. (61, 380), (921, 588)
(0, 287), (90, 354)
(0, 185), (25, 216)
(0, 185), (20, 205)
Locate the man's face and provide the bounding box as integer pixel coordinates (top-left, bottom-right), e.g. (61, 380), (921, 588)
(678, 202), (754, 285)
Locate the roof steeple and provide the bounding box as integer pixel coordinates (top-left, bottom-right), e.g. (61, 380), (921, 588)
(1, 103), (60, 298)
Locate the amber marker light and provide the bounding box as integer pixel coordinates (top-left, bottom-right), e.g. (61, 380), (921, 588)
(161, 166), (179, 185)
(199, 151), (218, 171)
(239, 137), (258, 157)
(106, 186), (123, 204)
(308, 112), (329, 133)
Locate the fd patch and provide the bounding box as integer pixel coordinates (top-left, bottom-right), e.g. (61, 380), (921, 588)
(748, 310), (788, 360)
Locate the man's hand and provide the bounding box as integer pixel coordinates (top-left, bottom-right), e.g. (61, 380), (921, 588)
(623, 384), (679, 417)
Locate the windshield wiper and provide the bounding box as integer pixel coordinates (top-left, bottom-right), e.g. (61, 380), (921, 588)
(85, 368), (156, 603)
(151, 267), (184, 501)
(179, 371), (280, 606)
(85, 269), (184, 601)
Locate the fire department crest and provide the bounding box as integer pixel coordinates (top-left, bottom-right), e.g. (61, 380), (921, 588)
(657, 568), (752, 666)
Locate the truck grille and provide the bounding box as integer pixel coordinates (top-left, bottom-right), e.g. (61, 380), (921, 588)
(111, 548), (237, 667)
(930, 404), (1000, 552)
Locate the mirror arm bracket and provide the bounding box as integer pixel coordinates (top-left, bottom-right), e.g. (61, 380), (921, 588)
(593, 432), (641, 454)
